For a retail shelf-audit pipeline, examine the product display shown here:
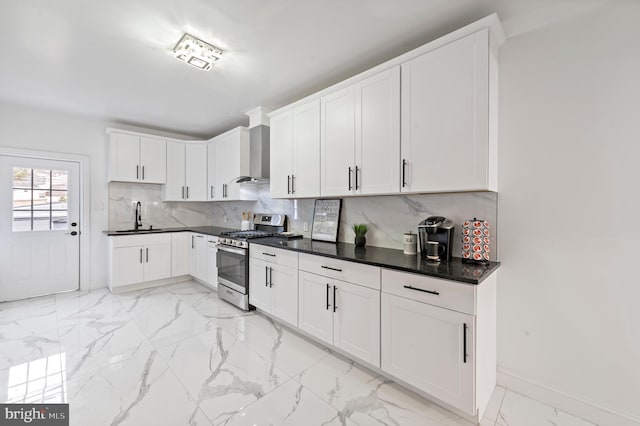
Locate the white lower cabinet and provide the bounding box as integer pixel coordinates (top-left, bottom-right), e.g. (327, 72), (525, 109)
(171, 233), (191, 277)
(249, 251), (299, 327)
(381, 292), (474, 413)
(109, 234), (172, 290)
(298, 269), (380, 367)
(190, 233), (209, 283)
(206, 238), (218, 287)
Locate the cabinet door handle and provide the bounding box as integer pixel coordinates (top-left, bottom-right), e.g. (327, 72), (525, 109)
(291, 175), (295, 194)
(142, 166), (145, 180)
(139, 248), (143, 263)
(348, 167), (353, 191)
(287, 175), (291, 194)
(182, 186), (185, 199)
(265, 266), (269, 287)
(146, 248), (149, 263)
(262, 252), (276, 257)
(191, 235), (195, 249)
(333, 285), (337, 312)
(321, 265), (342, 272)
(211, 185), (214, 198)
(326, 283), (330, 310)
(186, 186), (189, 199)
(402, 285), (439, 296)
(463, 323), (468, 363)
(136, 165), (139, 180)
(269, 267), (273, 288)
(402, 159), (407, 188)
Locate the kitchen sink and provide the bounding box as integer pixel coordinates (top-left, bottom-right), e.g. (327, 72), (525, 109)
(114, 228), (164, 233)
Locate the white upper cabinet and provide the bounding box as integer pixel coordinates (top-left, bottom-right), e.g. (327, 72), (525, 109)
(206, 140), (216, 200)
(401, 30), (492, 193)
(210, 127), (253, 201)
(163, 141), (207, 201)
(321, 67), (400, 197)
(269, 100), (320, 198)
(108, 131), (167, 184)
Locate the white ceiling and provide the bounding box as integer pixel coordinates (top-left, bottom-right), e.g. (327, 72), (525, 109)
(0, 0), (611, 138)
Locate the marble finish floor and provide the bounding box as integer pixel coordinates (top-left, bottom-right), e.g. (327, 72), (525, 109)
(0, 281), (594, 426)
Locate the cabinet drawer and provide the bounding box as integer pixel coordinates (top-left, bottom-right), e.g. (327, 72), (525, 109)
(110, 233), (172, 248)
(250, 244), (298, 269)
(299, 253), (380, 290)
(381, 269), (475, 315)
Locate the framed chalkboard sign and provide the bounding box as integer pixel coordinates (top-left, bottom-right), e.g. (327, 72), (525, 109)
(311, 199), (342, 243)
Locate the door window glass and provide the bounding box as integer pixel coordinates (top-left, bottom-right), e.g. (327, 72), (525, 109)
(12, 168), (69, 232)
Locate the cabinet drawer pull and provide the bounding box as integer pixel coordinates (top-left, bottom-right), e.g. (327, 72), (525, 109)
(355, 166), (359, 190)
(403, 285), (439, 296)
(463, 323), (468, 363)
(321, 265), (342, 272)
(326, 283), (330, 310)
(333, 285), (337, 312)
(402, 159), (407, 188)
(262, 252), (276, 257)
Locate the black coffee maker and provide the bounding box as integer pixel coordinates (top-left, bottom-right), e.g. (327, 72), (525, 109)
(418, 216), (455, 262)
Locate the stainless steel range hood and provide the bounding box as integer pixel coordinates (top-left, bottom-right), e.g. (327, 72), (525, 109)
(234, 107), (271, 184)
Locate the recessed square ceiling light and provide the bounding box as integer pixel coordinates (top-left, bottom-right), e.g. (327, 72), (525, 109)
(173, 33), (223, 71)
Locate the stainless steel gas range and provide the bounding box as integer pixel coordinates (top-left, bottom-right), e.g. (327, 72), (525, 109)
(216, 213), (286, 310)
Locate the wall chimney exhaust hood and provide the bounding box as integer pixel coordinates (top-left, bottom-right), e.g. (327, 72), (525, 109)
(234, 107), (271, 184)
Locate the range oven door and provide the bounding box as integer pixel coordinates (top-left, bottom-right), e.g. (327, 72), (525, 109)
(216, 244), (248, 294)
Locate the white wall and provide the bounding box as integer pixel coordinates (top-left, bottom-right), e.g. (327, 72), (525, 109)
(0, 102), (196, 290)
(498, 2), (640, 424)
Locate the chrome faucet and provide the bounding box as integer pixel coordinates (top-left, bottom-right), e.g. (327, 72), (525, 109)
(134, 201), (142, 231)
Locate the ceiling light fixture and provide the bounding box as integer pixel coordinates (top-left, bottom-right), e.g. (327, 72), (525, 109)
(173, 33), (223, 71)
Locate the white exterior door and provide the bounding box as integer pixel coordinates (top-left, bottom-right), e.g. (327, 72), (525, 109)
(0, 156), (81, 301)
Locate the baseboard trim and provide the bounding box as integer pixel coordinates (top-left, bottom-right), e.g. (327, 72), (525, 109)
(497, 367), (640, 426)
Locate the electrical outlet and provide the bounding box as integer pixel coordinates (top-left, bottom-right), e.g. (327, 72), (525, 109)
(303, 222), (309, 232)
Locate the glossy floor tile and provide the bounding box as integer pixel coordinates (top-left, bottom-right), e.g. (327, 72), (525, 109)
(0, 281), (596, 426)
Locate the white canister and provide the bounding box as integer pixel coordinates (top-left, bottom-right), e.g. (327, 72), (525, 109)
(403, 232), (417, 255)
(241, 220), (251, 231)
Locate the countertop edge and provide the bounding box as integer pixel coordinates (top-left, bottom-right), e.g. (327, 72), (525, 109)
(250, 240), (500, 285)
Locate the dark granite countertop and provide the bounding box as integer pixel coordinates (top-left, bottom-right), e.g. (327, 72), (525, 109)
(250, 237), (499, 285)
(103, 226), (236, 237)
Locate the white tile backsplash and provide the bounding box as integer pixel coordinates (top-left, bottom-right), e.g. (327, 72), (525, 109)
(109, 183), (498, 259)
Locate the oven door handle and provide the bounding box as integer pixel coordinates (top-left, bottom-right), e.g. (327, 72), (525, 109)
(216, 244), (246, 255)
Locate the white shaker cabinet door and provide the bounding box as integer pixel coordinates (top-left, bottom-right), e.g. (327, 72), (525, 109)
(111, 246), (144, 288)
(291, 100), (321, 198)
(381, 293), (474, 414)
(333, 280), (381, 367)
(249, 258), (270, 311)
(207, 141), (216, 200)
(401, 31), (489, 193)
(143, 242), (172, 282)
(269, 110), (294, 198)
(321, 86), (356, 197)
(139, 136), (167, 184)
(358, 66), (400, 195)
(109, 133), (140, 182)
(270, 264), (298, 327)
(165, 141), (186, 201)
(171, 233), (191, 277)
(298, 271), (333, 345)
(206, 239), (218, 287)
(185, 143), (208, 201)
